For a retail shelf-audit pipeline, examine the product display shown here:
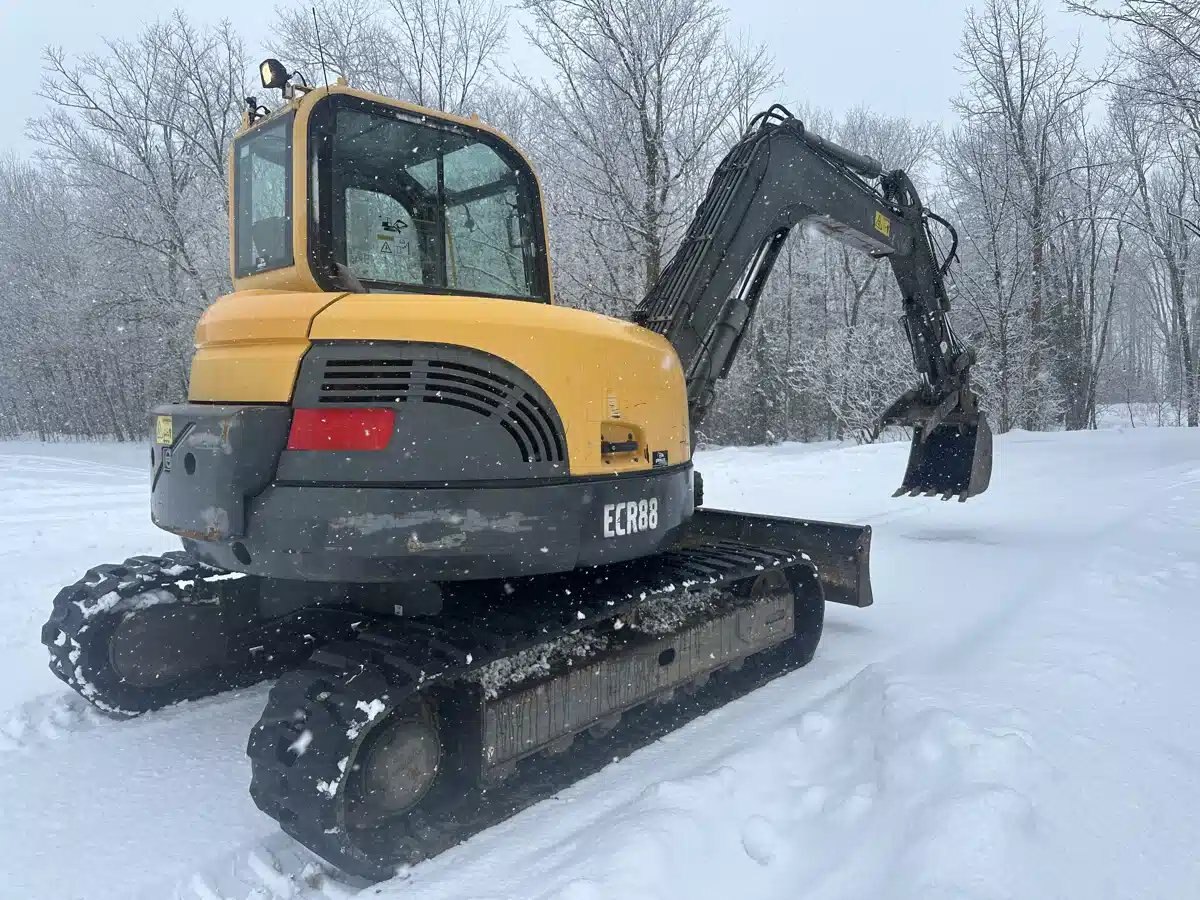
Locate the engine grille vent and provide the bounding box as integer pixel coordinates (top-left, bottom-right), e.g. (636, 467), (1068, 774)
(319, 356), (565, 464)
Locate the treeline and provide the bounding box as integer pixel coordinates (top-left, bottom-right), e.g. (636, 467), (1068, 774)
(0, 0), (1196, 442)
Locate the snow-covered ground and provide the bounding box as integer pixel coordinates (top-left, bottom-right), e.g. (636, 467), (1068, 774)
(1, 428), (1198, 899)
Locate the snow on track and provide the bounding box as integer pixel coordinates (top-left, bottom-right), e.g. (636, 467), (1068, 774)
(0, 430), (1197, 899)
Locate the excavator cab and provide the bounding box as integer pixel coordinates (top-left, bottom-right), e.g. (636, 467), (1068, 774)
(232, 88), (550, 301)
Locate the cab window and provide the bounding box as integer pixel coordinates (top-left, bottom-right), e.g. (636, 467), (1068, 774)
(344, 187), (423, 285)
(233, 115), (293, 277)
(312, 98), (548, 300)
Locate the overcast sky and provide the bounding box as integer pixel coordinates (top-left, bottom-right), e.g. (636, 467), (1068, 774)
(1, 0), (1112, 154)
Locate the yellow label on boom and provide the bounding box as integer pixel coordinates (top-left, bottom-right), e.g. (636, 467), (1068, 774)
(155, 415), (174, 445)
(874, 212), (891, 238)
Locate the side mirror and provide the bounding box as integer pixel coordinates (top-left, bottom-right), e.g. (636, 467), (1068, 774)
(259, 59), (290, 91)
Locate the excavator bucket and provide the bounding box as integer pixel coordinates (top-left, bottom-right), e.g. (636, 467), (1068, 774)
(896, 413), (993, 501)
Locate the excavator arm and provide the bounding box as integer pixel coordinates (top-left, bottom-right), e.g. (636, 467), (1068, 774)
(633, 106), (992, 500)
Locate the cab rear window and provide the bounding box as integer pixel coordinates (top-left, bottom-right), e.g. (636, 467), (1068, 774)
(309, 95), (549, 301)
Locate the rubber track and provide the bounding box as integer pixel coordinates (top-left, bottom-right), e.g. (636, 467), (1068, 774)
(247, 541), (816, 878)
(41, 552), (274, 716)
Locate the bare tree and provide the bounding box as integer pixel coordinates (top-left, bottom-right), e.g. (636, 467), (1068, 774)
(1047, 116), (1129, 428)
(942, 118), (1028, 432)
(5, 0), (1197, 443)
(4, 13), (247, 439)
(1067, 0), (1200, 425)
(273, 0), (393, 94)
(1110, 90), (1198, 423)
(33, 13), (245, 317)
(955, 0), (1094, 428)
(517, 0), (778, 309)
(388, 0), (507, 112)
(1066, 1), (1200, 92)
(275, 0), (507, 113)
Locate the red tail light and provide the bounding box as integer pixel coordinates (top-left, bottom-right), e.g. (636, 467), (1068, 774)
(286, 408), (395, 451)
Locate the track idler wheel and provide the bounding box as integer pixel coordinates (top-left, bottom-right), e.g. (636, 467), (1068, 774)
(42, 554), (240, 717)
(345, 702), (442, 829)
(733, 566), (823, 669)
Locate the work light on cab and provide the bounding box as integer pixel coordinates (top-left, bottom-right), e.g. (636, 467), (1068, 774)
(259, 58), (290, 91)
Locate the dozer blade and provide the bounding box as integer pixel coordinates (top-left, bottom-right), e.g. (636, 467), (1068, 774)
(897, 412), (993, 501)
(683, 508), (873, 607)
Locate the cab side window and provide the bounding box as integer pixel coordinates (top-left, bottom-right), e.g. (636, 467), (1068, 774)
(234, 116), (292, 276)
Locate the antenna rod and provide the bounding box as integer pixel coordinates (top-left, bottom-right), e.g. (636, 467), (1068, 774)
(313, 7), (330, 91)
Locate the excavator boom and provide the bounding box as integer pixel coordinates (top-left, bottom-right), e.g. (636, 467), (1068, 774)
(634, 106), (992, 501)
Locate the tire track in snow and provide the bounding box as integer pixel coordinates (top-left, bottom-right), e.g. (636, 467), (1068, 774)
(914, 464), (1200, 676)
(0, 690), (114, 754)
(354, 665), (1048, 900)
(164, 837), (362, 900)
(0, 453), (146, 479)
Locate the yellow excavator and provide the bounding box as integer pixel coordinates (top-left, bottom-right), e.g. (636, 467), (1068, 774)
(42, 60), (991, 877)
